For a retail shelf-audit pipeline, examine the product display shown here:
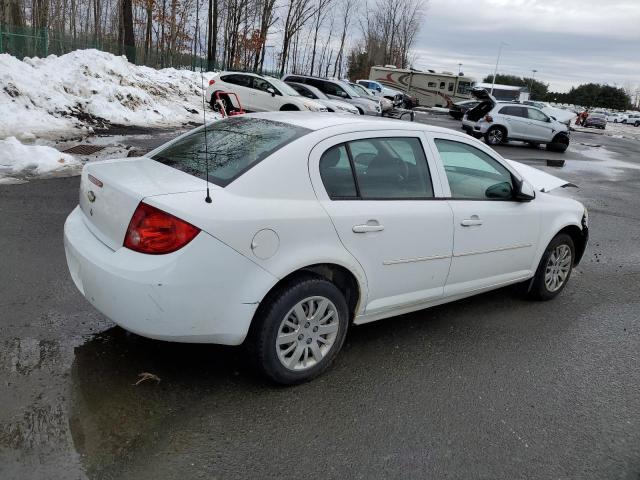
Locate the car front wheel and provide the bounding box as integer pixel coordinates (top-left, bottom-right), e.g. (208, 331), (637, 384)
(249, 275), (349, 385)
(528, 233), (575, 300)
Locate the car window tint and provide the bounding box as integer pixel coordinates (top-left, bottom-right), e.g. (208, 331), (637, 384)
(253, 77), (273, 93)
(323, 82), (347, 97)
(527, 108), (549, 122)
(435, 139), (514, 200)
(222, 74), (251, 87)
(319, 145), (357, 199)
(499, 106), (527, 118)
(349, 138), (433, 199)
(152, 117), (310, 187)
(291, 84), (314, 98)
(285, 76), (304, 83)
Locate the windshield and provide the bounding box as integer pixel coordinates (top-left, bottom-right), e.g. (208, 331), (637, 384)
(151, 117), (310, 187)
(267, 77), (301, 97)
(341, 82), (362, 98)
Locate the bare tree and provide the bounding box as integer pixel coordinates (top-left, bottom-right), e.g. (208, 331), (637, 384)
(332, 0), (355, 77)
(279, 0), (317, 75)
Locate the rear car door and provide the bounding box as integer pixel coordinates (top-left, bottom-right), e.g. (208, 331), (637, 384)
(429, 134), (540, 296)
(220, 74), (255, 111)
(497, 106), (530, 139)
(526, 108), (555, 141)
(308, 131), (453, 316)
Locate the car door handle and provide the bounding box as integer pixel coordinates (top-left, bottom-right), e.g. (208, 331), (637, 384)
(461, 218), (483, 227)
(353, 222), (385, 233)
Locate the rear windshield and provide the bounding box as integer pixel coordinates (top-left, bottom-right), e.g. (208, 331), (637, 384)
(151, 117), (310, 187)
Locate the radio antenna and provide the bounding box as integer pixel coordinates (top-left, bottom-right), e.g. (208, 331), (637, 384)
(197, 14), (212, 204)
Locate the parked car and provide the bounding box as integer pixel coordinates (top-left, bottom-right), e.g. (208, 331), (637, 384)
(285, 82), (360, 114)
(282, 74), (381, 116)
(449, 100), (481, 120)
(347, 81), (393, 112)
(463, 89), (571, 152)
(622, 113), (640, 126)
(64, 112), (588, 385)
(206, 71), (327, 112)
(582, 113), (606, 129)
(607, 113), (623, 123)
(356, 79), (403, 106)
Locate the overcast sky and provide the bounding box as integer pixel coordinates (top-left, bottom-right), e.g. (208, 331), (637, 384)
(413, 0), (640, 93)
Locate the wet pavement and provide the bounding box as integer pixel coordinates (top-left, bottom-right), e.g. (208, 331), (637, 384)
(1, 117), (639, 479)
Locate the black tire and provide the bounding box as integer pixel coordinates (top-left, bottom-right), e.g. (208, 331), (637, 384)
(280, 104), (300, 111)
(547, 134), (569, 153)
(485, 126), (506, 145)
(356, 107), (364, 115)
(248, 275), (349, 385)
(527, 142), (541, 149)
(528, 233), (575, 301)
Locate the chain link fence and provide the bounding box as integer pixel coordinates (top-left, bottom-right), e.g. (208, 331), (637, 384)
(0, 24), (280, 76)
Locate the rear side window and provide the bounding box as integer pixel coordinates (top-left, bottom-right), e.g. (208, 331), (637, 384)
(499, 106), (527, 118)
(319, 138), (433, 200)
(285, 75), (305, 83)
(319, 145), (357, 198)
(151, 117), (310, 187)
(440, 82), (446, 90)
(220, 74), (252, 87)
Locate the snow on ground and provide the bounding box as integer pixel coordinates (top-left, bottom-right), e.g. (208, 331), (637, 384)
(0, 136), (81, 183)
(0, 49), (213, 140)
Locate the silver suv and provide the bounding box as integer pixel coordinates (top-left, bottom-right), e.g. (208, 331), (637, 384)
(282, 74), (382, 116)
(462, 89), (570, 152)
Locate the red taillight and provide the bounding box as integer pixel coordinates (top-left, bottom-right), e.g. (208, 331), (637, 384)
(124, 203), (200, 255)
(485, 115), (493, 123)
(208, 79), (216, 86)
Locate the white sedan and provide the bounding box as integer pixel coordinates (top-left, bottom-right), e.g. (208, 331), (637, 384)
(64, 113), (588, 384)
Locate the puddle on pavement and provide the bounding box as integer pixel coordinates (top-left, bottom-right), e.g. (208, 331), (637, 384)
(0, 327), (249, 479)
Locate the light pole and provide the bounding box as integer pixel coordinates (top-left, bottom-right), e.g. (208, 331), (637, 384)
(458, 63), (463, 75)
(529, 69), (538, 98)
(490, 42), (508, 95)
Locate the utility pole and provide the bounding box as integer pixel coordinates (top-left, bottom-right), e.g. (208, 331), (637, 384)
(458, 63), (462, 75)
(490, 42), (508, 95)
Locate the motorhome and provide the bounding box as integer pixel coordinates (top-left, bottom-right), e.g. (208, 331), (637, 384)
(368, 65), (475, 108)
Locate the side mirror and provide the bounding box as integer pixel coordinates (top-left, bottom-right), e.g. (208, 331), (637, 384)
(514, 179), (536, 201)
(485, 181), (514, 199)
(339, 91), (348, 98)
(266, 87), (276, 97)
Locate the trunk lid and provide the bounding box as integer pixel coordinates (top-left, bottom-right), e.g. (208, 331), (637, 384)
(79, 157), (208, 250)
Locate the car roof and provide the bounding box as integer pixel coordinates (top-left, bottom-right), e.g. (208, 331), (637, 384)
(240, 112), (455, 135)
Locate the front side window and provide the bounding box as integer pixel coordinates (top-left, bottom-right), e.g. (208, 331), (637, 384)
(324, 82), (348, 98)
(319, 138), (433, 200)
(253, 77), (276, 93)
(527, 108), (550, 122)
(290, 83), (314, 99)
(152, 117), (310, 187)
(434, 139), (514, 200)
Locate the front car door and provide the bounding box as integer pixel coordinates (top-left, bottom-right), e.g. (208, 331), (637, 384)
(429, 133), (541, 296)
(525, 107), (556, 141)
(251, 76), (280, 111)
(308, 131), (454, 319)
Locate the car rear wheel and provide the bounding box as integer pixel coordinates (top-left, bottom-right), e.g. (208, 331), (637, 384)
(249, 275), (349, 385)
(485, 126), (506, 145)
(528, 233), (575, 301)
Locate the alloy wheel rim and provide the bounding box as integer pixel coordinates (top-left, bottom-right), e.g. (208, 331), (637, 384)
(544, 244), (572, 292)
(490, 129), (503, 143)
(276, 296), (339, 371)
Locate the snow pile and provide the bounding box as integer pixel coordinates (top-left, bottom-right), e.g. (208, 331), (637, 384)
(0, 49), (212, 139)
(0, 137), (81, 182)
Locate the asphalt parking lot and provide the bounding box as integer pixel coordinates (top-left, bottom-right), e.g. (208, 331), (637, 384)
(1, 115), (639, 480)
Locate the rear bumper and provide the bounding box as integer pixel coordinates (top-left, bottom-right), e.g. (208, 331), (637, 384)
(64, 206), (277, 345)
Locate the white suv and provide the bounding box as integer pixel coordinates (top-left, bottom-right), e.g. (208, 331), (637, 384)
(206, 71), (327, 112)
(462, 89), (571, 152)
